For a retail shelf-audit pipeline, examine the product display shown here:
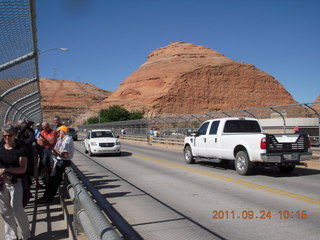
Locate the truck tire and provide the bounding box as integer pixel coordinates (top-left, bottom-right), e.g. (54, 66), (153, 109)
(278, 165), (296, 173)
(235, 151), (253, 175)
(184, 145), (195, 164)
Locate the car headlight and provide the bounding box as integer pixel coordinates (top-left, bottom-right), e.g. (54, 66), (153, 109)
(115, 141), (121, 146)
(91, 142), (97, 146)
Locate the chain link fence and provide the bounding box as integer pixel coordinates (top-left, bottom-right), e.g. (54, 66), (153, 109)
(0, 0), (42, 129)
(78, 102), (320, 147)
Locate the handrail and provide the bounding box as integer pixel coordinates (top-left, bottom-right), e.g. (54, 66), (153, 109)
(63, 166), (121, 240)
(64, 163), (143, 240)
(121, 135), (184, 146)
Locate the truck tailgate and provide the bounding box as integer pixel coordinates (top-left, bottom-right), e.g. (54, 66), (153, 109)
(266, 133), (309, 153)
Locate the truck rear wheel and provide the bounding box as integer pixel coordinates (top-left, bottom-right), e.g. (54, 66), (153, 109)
(278, 165), (296, 173)
(184, 145), (195, 164)
(235, 151), (253, 175)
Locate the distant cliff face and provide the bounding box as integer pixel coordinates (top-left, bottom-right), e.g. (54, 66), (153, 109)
(311, 96), (320, 112)
(40, 42), (307, 123)
(102, 42), (297, 116)
(40, 78), (111, 125)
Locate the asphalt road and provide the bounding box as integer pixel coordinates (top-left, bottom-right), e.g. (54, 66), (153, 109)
(72, 140), (320, 240)
(1, 139), (319, 240)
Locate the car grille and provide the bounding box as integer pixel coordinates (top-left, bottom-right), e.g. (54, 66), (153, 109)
(99, 143), (115, 147)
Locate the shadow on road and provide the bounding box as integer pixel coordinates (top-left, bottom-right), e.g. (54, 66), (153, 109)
(197, 160), (320, 177)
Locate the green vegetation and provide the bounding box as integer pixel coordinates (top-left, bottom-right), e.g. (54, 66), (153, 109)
(85, 105), (144, 124)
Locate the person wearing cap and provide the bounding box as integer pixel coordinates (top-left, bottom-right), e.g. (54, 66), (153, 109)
(38, 125), (74, 203)
(34, 123), (41, 139)
(294, 126), (300, 134)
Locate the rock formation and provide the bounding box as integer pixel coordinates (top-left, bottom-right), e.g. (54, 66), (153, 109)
(311, 96), (320, 112)
(39, 42), (308, 124)
(40, 78), (111, 125)
(101, 42), (297, 117)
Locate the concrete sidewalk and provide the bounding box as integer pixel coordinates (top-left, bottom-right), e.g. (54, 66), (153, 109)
(0, 185), (69, 240)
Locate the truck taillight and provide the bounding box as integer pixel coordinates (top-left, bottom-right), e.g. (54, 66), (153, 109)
(260, 137), (267, 149)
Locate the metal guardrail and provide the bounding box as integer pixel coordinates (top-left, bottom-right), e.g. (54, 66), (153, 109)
(61, 163), (143, 240)
(62, 166), (121, 240)
(121, 134), (184, 146)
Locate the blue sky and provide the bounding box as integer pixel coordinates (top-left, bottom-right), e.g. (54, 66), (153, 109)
(36, 0), (320, 104)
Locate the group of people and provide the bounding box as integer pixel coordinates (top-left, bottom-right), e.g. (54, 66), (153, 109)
(0, 116), (75, 240)
(149, 128), (160, 143)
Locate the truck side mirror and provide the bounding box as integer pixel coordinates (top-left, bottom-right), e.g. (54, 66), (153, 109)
(190, 130), (199, 137)
(187, 129), (193, 136)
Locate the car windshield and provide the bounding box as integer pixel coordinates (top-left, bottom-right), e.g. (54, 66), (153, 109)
(91, 131), (115, 138)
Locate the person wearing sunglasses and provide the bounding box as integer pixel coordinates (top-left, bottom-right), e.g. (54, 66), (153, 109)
(0, 124), (31, 240)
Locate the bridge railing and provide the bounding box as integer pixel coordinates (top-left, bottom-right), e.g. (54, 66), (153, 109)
(59, 163), (143, 240)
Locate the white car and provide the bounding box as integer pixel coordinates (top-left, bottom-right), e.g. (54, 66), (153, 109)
(84, 129), (121, 156)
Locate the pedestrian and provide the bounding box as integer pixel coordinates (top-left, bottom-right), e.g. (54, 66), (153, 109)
(294, 126), (300, 134)
(37, 122), (57, 185)
(38, 125), (74, 203)
(17, 121), (36, 186)
(0, 124), (31, 240)
(148, 128), (154, 145)
(149, 128), (154, 136)
(153, 128), (159, 143)
(53, 116), (62, 130)
(121, 128), (126, 135)
(34, 123), (41, 139)
(34, 123), (43, 188)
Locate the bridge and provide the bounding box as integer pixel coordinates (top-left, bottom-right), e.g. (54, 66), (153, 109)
(1, 1), (319, 240)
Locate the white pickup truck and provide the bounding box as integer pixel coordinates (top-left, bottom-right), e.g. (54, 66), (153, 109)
(183, 117), (312, 175)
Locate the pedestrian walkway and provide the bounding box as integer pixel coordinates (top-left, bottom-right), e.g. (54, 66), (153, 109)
(0, 186), (69, 240)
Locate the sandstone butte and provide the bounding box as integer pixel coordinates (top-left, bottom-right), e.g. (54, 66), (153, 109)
(40, 78), (111, 124)
(101, 42), (297, 117)
(39, 42), (319, 124)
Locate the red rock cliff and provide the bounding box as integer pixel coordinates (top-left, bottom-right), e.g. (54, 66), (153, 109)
(40, 78), (111, 124)
(102, 42), (297, 116)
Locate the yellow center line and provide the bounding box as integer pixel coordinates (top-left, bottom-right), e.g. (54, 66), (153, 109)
(133, 153), (320, 205)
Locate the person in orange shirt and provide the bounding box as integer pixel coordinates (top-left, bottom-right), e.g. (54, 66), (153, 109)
(37, 122), (57, 185)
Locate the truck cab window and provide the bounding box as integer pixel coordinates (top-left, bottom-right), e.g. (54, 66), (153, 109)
(198, 122), (209, 135)
(209, 121), (220, 135)
(224, 120), (261, 133)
